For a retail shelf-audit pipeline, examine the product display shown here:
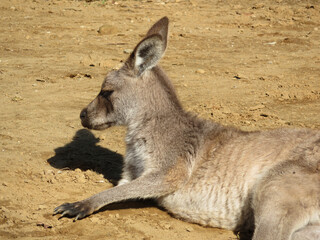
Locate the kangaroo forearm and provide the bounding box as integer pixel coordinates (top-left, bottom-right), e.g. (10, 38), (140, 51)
(87, 174), (174, 210)
(54, 171), (182, 220)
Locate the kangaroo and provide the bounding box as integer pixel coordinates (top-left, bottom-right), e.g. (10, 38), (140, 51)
(54, 17), (320, 240)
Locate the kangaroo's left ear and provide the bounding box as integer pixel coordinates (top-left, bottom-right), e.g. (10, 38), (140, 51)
(146, 16), (169, 50)
(127, 17), (169, 77)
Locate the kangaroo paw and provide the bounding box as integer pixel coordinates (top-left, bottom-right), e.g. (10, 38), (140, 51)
(53, 201), (94, 221)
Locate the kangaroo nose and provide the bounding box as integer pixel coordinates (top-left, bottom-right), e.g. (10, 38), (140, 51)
(80, 109), (87, 119)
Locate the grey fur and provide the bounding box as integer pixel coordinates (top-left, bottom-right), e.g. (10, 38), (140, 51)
(54, 17), (320, 240)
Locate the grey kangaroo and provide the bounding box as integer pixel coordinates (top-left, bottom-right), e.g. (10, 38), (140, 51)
(54, 17), (320, 240)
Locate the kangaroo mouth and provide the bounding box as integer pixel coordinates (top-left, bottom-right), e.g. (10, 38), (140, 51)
(94, 122), (115, 130)
(82, 121), (115, 130)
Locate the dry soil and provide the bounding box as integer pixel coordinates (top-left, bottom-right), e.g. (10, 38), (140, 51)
(0, 0), (319, 239)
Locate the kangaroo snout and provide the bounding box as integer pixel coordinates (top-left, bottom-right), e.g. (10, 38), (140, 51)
(80, 108), (90, 129)
(79, 95), (115, 130)
(80, 109), (87, 120)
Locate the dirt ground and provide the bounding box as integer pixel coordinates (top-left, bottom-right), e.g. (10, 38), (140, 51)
(0, 0), (319, 239)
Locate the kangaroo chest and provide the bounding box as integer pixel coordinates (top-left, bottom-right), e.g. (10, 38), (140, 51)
(124, 135), (151, 181)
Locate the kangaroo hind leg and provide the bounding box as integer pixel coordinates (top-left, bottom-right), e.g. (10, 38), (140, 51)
(252, 166), (320, 240)
(292, 225), (320, 240)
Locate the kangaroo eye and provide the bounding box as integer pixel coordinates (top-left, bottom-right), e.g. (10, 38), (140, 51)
(99, 90), (114, 99)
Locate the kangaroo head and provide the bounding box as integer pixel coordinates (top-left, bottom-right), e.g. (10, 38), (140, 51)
(80, 17), (179, 130)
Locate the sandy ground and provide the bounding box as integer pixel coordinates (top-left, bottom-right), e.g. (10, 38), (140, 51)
(0, 0), (319, 239)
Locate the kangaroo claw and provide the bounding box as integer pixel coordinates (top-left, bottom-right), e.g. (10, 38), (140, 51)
(53, 201), (94, 221)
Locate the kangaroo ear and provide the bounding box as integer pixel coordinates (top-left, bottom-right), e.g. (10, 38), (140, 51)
(146, 16), (169, 49)
(132, 35), (165, 76)
(128, 17), (169, 77)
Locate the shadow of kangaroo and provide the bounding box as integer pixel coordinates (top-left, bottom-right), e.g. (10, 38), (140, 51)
(54, 17), (320, 240)
(48, 129), (123, 185)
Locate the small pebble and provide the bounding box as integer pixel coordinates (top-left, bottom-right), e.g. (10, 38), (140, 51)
(38, 204), (47, 210)
(249, 104), (265, 111)
(195, 69), (205, 74)
(163, 223), (172, 230)
(77, 175), (86, 183)
(98, 24), (118, 35)
(123, 49), (132, 54)
(12, 95), (23, 102)
(98, 135), (105, 140)
(185, 226), (194, 232)
(36, 223), (52, 229)
(90, 217), (100, 223)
